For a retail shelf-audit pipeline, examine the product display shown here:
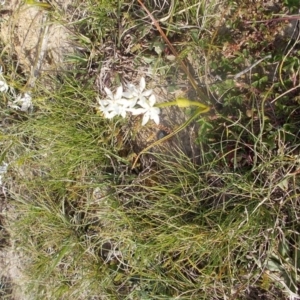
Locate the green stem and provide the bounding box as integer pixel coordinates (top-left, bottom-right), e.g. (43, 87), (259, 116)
(131, 106), (210, 169)
(156, 99), (210, 109)
(156, 101), (177, 108)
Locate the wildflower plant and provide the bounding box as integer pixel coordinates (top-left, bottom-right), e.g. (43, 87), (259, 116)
(97, 77), (161, 125)
(97, 76), (210, 128)
(0, 66), (33, 113)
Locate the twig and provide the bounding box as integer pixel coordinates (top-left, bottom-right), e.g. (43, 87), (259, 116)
(244, 15), (300, 24)
(234, 55), (272, 80)
(271, 84), (300, 104)
(26, 11), (50, 89)
(137, 0), (211, 104)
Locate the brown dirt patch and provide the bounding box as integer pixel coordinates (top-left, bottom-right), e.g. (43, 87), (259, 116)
(0, 0), (77, 85)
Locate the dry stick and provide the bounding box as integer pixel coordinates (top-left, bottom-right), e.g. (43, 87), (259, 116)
(23, 7), (50, 91)
(271, 84), (300, 104)
(233, 55), (272, 80)
(244, 14), (300, 24)
(278, 21), (300, 86)
(27, 12), (50, 89)
(137, 0), (210, 104)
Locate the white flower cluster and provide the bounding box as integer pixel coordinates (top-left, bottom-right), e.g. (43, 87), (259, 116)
(0, 67), (33, 112)
(97, 77), (160, 126)
(9, 92), (33, 112)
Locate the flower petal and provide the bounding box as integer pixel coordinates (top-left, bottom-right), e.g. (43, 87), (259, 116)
(120, 109), (127, 118)
(0, 81), (8, 93)
(139, 77), (146, 91)
(142, 113), (150, 126)
(115, 85), (123, 100)
(125, 98), (138, 108)
(97, 97), (109, 106)
(106, 111), (118, 119)
(137, 98), (149, 109)
(126, 83), (135, 90)
(148, 94), (156, 106)
(130, 108), (146, 115)
(122, 91), (135, 99)
(142, 89), (152, 97)
(104, 87), (113, 100)
(152, 111), (160, 125)
(153, 107), (160, 115)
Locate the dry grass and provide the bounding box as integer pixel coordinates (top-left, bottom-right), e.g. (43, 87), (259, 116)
(0, 0), (300, 299)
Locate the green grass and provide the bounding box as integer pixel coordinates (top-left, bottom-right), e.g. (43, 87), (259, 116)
(1, 0), (300, 299)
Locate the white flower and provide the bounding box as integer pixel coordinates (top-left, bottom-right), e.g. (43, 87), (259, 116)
(0, 79), (8, 93)
(116, 102), (130, 118)
(104, 85), (136, 109)
(98, 85), (136, 119)
(104, 85), (124, 105)
(0, 67), (8, 93)
(123, 77), (152, 104)
(97, 97), (118, 119)
(9, 93), (33, 112)
(131, 94), (160, 126)
(0, 162), (8, 175)
(97, 79), (160, 124)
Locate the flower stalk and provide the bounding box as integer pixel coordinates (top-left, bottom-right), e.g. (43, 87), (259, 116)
(156, 98), (210, 109)
(97, 77), (210, 127)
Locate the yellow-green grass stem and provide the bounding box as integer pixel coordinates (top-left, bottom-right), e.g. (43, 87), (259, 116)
(156, 98), (210, 109)
(132, 103), (210, 169)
